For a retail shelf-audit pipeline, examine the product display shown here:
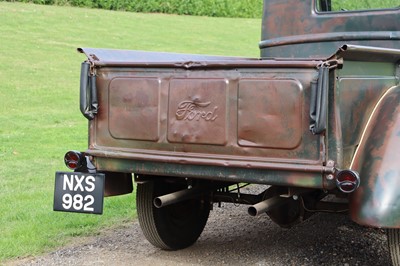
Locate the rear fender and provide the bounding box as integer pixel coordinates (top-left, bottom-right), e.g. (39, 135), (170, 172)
(349, 85), (400, 227)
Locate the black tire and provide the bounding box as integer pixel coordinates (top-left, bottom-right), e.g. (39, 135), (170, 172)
(136, 180), (210, 250)
(387, 229), (400, 266)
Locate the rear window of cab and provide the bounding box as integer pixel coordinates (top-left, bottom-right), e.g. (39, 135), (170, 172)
(316, 0), (399, 12)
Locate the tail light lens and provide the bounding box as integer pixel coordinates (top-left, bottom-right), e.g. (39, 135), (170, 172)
(64, 151), (85, 170)
(336, 170), (360, 193)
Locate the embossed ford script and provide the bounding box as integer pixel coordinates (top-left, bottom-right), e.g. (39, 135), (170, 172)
(175, 100), (218, 121)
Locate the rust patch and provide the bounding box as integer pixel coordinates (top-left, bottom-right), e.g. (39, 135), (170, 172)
(108, 77), (160, 141)
(167, 78), (228, 145)
(238, 79), (303, 149)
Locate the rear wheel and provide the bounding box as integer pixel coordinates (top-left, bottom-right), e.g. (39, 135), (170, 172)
(137, 179), (210, 250)
(387, 229), (400, 266)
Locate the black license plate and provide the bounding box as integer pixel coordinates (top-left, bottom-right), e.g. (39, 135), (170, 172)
(53, 172), (105, 214)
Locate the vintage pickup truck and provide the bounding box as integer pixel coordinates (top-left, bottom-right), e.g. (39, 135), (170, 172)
(53, 0), (400, 264)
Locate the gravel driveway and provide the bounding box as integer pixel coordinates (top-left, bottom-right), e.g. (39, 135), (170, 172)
(9, 201), (390, 266)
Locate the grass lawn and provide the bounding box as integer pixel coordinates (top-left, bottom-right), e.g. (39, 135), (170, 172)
(0, 2), (261, 262)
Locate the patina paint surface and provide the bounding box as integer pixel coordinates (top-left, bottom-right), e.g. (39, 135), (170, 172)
(334, 61), (397, 167)
(238, 79), (303, 149)
(109, 77), (161, 141)
(77, 48), (332, 188)
(80, 45), (399, 197)
(167, 78), (227, 145)
(94, 157), (326, 189)
(83, 49), (323, 168)
(350, 86), (400, 227)
(260, 0), (400, 58)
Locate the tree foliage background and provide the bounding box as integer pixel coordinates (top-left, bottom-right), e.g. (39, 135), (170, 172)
(6, 0), (264, 18)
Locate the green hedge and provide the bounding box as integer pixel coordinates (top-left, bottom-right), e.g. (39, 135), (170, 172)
(9, 0), (263, 18)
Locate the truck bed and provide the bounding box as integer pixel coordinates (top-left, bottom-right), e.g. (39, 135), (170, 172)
(79, 48), (331, 187)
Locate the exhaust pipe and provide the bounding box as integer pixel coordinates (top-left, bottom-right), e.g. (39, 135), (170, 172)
(248, 196), (287, 217)
(154, 187), (203, 208)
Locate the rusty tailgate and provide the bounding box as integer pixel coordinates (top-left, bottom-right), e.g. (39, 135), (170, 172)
(79, 48), (329, 185)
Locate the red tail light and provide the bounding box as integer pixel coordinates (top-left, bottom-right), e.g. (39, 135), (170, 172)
(64, 151), (85, 170)
(336, 170), (360, 193)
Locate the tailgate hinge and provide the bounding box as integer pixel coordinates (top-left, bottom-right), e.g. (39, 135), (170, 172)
(80, 61), (98, 120)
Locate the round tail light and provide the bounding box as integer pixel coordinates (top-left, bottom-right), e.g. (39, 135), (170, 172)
(64, 151), (85, 170)
(336, 170), (360, 193)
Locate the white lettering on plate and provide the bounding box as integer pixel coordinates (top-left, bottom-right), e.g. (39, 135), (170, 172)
(61, 193), (95, 212)
(63, 174), (74, 191)
(85, 176), (95, 192)
(62, 174), (96, 192)
(74, 175), (85, 191)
